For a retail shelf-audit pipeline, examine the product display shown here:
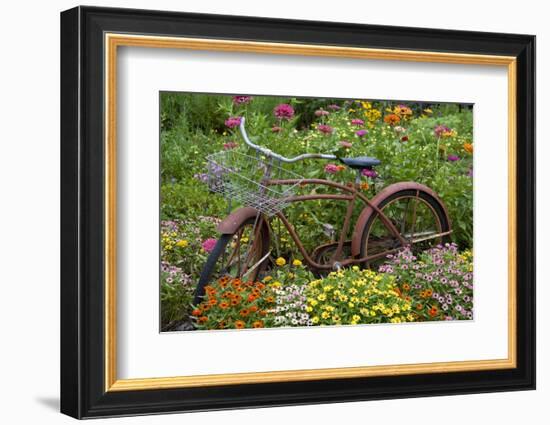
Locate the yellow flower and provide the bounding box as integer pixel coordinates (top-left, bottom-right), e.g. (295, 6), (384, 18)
(176, 239), (188, 248)
(310, 299), (318, 307)
(270, 281), (282, 288)
(306, 306), (313, 313)
(352, 315), (361, 322)
(292, 259), (303, 267)
(321, 311), (330, 319)
(312, 317), (320, 324)
(275, 257), (286, 266)
(263, 276), (273, 282)
(317, 293), (327, 301)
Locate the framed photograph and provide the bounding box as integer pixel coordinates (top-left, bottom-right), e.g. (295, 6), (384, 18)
(60, 6), (535, 419)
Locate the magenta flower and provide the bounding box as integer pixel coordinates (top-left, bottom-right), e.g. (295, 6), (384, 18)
(361, 169), (378, 178)
(273, 103), (295, 121)
(201, 238), (217, 253)
(324, 164), (340, 174)
(355, 129), (368, 137)
(340, 140), (352, 148)
(318, 124), (334, 134)
(314, 109), (330, 117)
(434, 125), (451, 137)
(225, 116), (242, 128)
(223, 142), (238, 150)
(351, 118), (365, 126)
(327, 104), (341, 111)
(447, 155), (460, 162)
(232, 95), (253, 105)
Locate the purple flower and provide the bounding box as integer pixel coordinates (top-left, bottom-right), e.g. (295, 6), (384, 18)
(361, 169), (378, 178)
(201, 238), (217, 253)
(318, 124), (334, 134)
(327, 104), (341, 111)
(232, 95), (253, 105)
(314, 109), (330, 117)
(355, 129), (368, 137)
(351, 118), (364, 126)
(324, 163), (340, 174)
(447, 155), (460, 162)
(194, 173), (208, 183)
(273, 103), (295, 121)
(225, 116), (242, 128)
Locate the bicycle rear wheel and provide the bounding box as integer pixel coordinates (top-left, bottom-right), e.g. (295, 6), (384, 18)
(193, 216), (270, 304)
(360, 189), (450, 269)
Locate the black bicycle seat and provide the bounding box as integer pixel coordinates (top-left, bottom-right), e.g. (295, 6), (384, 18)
(339, 156), (381, 169)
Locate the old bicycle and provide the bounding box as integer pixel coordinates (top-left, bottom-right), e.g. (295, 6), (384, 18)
(194, 117), (452, 303)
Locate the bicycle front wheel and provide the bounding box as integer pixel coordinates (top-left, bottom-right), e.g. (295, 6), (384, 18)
(360, 188), (450, 269)
(193, 216), (270, 304)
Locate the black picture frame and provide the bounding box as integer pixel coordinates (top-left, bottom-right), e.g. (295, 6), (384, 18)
(61, 5), (536, 419)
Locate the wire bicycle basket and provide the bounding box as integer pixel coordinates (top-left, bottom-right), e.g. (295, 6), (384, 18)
(206, 150), (304, 217)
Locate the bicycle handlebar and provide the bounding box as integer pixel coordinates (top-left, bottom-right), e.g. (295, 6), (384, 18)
(239, 117), (337, 163)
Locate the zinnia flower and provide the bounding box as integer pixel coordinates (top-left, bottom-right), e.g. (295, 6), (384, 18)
(324, 163), (340, 174)
(327, 104), (340, 111)
(394, 104), (413, 117)
(351, 118), (364, 126)
(317, 124), (334, 134)
(355, 129), (368, 137)
(434, 124), (451, 137)
(463, 142), (474, 154)
(223, 141), (238, 150)
(314, 109), (330, 117)
(273, 103), (295, 121)
(447, 155), (460, 162)
(232, 95), (253, 105)
(361, 169), (378, 178)
(384, 114), (400, 125)
(201, 238), (217, 253)
(225, 116), (242, 128)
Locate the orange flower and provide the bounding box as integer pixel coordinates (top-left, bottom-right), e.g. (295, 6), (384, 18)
(191, 308), (202, 316)
(218, 321), (227, 329)
(198, 316), (208, 323)
(428, 306), (439, 317)
(247, 294), (258, 302)
(249, 305), (259, 313)
(259, 310), (267, 316)
(402, 283), (410, 291)
(360, 182), (369, 191)
(416, 303), (423, 310)
(219, 301), (230, 309)
(240, 309), (250, 317)
(252, 320), (264, 328)
(219, 276), (230, 284)
(425, 289), (433, 297)
(463, 142), (473, 154)
(265, 296), (275, 303)
(255, 282), (265, 290)
(234, 320), (245, 329)
(230, 299), (239, 306)
(383, 113), (400, 126)
(208, 299), (218, 306)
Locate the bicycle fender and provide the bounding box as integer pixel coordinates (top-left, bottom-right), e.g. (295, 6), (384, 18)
(216, 207), (264, 234)
(351, 181), (451, 256)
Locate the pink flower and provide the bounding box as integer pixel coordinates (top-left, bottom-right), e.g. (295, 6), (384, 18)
(351, 118), (364, 126)
(318, 124), (334, 134)
(340, 140), (352, 148)
(223, 142), (238, 150)
(225, 116), (242, 128)
(434, 125), (451, 137)
(327, 104), (341, 111)
(315, 109), (330, 117)
(324, 164), (340, 174)
(355, 129), (368, 137)
(361, 169), (378, 178)
(447, 155), (460, 162)
(232, 96), (253, 105)
(201, 238), (217, 253)
(273, 103), (295, 121)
